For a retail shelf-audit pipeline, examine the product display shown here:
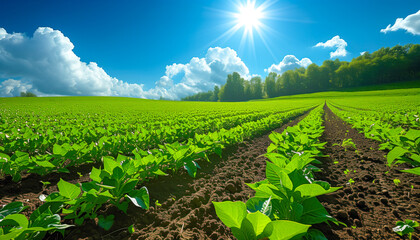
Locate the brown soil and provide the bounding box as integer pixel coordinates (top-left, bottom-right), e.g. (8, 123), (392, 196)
(0, 163), (97, 217)
(314, 104), (420, 240)
(0, 112), (307, 240)
(62, 112), (309, 240)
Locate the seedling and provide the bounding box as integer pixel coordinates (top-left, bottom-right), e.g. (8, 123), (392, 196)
(334, 160), (339, 164)
(128, 224), (135, 234)
(40, 181), (51, 191)
(344, 169), (350, 175)
(348, 178), (355, 185)
(393, 219), (419, 240)
(393, 178), (401, 186)
(342, 138), (356, 151)
(155, 200), (162, 207)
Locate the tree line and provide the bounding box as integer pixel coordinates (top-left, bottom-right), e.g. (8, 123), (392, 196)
(182, 44), (420, 101)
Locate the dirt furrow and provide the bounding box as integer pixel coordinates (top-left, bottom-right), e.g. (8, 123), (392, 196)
(315, 104), (420, 240)
(60, 111), (309, 240)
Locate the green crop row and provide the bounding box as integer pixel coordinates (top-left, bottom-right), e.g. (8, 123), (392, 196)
(330, 101), (419, 130)
(0, 104), (315, 238)
(329, 103), (420, 176)
(0, 104), (315, 181)
(0, 108), (298, 156)
(213, 105), (342, 240)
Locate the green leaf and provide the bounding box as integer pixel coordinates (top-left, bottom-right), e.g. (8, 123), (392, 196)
(0, 229), (25, 240)
(126, 187), (149, 209)
(268, 220), (310, 240)
(120, 179), (139, 195)
(184, 160), (198, 178)
(153, 169), (168, 176)
(300, 198), (337, 225)
(31, 208), (62, 229)
(90, 167), (102, 182)
(286, 154), (314, 172)
(103, 157), (119, 174)
(57, 178), (81, 199)
(400, 167), (420, 175)
(212, 201), (247, 229)
(96, 183), (116, 190)
(0, 202), (25, 220)
(404, 129), (420, 141)
(306, 229), (328, 240)
(265, 153), (288, 168)
(98, 215), (114, 231)
(81, 181), (100, 192)
(231, 217), (256, 240)
(173, 147), (189, 161)
(254, 184), (285, 200)
(246, 197), (272, 217)
(112, 166), (124, 180)
(266, 162), (293, 190)
(53, 144), (67, 156)
(0, 214), (28, 228)
(128, 224), (135, 234)
(393, 219), (418, 237)
(295, 184), (341, 198)
(387, 147), (408, 166)
(300, 134), (309, 144)
(410, 154), (420, 164)
(34, 159), (55, 169)
(245, 211), (272, 237)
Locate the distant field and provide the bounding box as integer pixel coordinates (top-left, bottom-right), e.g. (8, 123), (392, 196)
(258, 80), (420, 100)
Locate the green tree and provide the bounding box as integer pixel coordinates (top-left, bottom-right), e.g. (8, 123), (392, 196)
(264, 72), (277, 98)
(219, 72), (245, 102)
(211, 85), (220, 101)
(250, 76), (263, 99)
(20, 91), (37, 97)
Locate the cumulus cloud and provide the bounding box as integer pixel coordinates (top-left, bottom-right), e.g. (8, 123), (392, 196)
(147, 47), (250, 99)
(360, 51), (367, 56)
(381, 10), (420, 35)
(314, 35), (348, 58)
(0, 27), (250, 100)
(0, 79), (34, 97)
(0, 27), (147, 98)
(265, 55), (312, 75)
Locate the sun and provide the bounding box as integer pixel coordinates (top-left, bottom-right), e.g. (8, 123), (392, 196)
(236, 1), (263, 30)
(208, 0), (278, 60)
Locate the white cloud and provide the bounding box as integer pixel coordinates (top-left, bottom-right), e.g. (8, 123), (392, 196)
(265, 55), (312, 75)
(0, 27), (250, 100)
(148, 47), (250, 99)
(314, 35), (348, 58)
(360, 51), (367, 56)
(381, 10), (420, 35)
(0, 79), (34, 97)
(0, 27), (147, 98)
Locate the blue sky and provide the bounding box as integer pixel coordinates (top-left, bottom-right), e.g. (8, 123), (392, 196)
(0, 0), (419, 99)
